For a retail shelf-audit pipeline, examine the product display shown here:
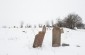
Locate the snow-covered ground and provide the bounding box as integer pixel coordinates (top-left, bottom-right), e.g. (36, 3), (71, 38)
(0, 27), (85, 55)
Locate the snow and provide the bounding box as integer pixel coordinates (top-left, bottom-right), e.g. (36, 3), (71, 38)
(0, 28), (85, 55)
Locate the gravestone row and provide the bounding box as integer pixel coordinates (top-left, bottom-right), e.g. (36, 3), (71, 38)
(33, 25), (64, 48)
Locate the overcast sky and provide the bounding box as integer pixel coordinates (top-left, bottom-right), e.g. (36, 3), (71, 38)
(0, 0), (85, 26)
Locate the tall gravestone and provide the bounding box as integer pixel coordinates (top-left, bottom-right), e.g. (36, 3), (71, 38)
(33, 25), (46, 48)
(52, 26), (61, 47)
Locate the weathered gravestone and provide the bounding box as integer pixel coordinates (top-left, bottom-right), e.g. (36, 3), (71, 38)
(33, 25), (46, 48)
(52, 26), (61, 47)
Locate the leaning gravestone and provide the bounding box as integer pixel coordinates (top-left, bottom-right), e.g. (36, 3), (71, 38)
(33, 25), (46, 48)
(52, 26), (61, 47)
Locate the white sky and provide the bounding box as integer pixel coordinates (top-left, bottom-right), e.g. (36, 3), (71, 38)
(0, 0), (85, 26)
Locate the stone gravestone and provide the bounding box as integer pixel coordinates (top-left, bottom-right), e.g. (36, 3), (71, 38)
(52, 26), (61, 47)
(33, 25), (46, 48)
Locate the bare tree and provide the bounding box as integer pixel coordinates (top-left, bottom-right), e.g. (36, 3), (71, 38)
(64, 13), (82, 29)
(76, 23), (84, 29)
(57, 19), (64, 27)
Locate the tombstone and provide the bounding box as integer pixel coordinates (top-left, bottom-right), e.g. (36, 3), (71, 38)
(60, 27), (64, 33)
(52, 26), (61, 47)
(33, 25), (46, 48)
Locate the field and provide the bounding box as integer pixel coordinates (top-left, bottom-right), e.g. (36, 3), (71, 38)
(0, 28), (85, 55)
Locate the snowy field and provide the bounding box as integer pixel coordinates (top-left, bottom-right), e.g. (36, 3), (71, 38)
(0, 27), (85, 55)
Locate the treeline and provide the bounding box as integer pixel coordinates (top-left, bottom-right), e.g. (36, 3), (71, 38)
(2, 13), (85, 29)
(46, 13), (85, 29)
